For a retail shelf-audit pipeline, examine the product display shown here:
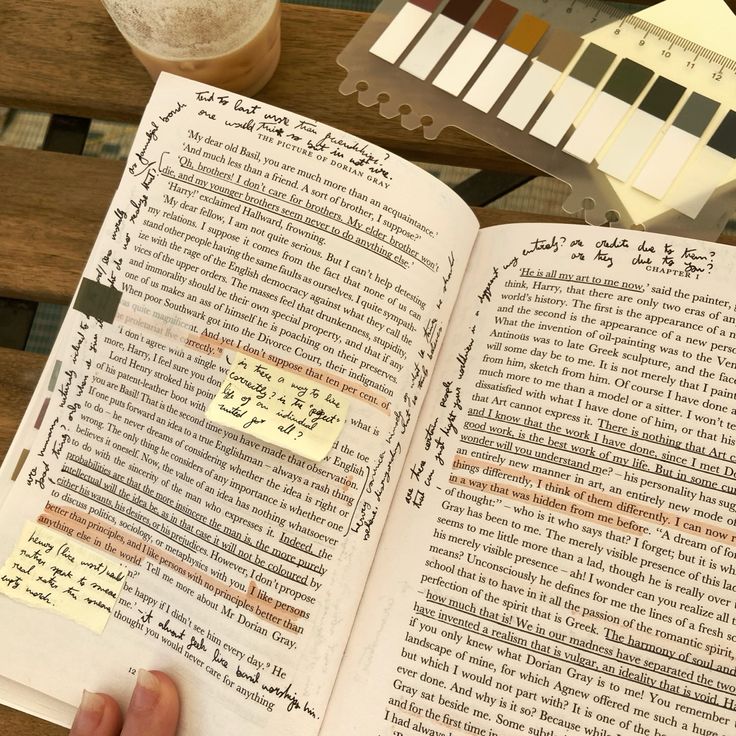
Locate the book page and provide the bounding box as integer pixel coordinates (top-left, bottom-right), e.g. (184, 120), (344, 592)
(323, 223), (736, 736)
(0, 73), (477, 736)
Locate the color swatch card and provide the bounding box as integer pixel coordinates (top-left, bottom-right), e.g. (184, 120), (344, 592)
(339, 0), (736, 239)
(433, 0), (518, 96)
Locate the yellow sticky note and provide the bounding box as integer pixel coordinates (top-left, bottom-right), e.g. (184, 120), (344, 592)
(206, 355), (349, 461)
(0, 521), (128, 634)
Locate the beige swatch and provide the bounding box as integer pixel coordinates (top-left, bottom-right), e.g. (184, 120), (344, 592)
(0, 521), (128, 634)
(207, 354), (349, 461)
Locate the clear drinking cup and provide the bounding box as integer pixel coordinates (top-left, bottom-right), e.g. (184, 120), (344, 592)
(101, 0), (281, 96)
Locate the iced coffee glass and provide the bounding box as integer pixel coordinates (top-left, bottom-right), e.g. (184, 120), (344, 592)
(101, 0), (281, 96)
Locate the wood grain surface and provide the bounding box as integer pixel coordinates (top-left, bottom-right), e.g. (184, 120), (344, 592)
(0, 0), (539, 172)
(0, 705), (67, 736)
(0, 347), (47, 464)
(0, 148), (123, 304)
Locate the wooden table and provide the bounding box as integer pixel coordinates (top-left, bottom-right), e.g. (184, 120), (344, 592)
(0, 1), (733, 733)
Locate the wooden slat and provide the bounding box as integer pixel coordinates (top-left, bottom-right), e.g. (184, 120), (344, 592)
(0, 148), (123, 304)
(0, 347), (46, 464)
(0, 1), (536, 173)
(0, 705), (66, 736)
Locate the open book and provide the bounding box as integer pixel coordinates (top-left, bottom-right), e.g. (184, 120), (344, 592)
(2, 73), (736, 736)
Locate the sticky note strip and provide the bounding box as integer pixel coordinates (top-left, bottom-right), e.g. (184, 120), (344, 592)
(72, 278), (123, 324)
(0, 521), (128, 634)
(206, 355), (349, 462)
(10, 449), (30, 481)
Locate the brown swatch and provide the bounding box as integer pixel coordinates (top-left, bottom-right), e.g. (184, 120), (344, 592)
(475, 0), (517, 39)
(505, 14), (549, 55)
(537, 27), (582, 72)
(34, 398), (50, 430)
(442, 0), (483, 25)
(411, 0), (444, 13)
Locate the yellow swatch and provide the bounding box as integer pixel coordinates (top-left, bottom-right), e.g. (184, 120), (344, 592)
(0, 521), (128, 634)
(206, 355), (349, 461)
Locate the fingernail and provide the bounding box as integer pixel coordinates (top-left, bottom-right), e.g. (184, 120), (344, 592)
(72, 691), (105, 733)
(130, 669), (161, 712)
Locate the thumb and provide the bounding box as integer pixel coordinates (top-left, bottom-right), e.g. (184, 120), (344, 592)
(121, 670), (180, 736)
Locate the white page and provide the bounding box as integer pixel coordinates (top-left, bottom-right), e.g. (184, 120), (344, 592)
(0, 73), (478, 735)
(324, 223), (736, 736)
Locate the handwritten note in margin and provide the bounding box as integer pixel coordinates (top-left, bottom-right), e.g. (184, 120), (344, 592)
(206, 355), (349, 462)
(0, 521), (128, 634)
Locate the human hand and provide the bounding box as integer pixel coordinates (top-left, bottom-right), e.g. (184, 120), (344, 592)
(70, 670), (180, 736)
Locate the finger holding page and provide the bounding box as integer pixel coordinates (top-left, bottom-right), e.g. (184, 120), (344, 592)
(121, 670), (180, 736)
(70, 691), (122, 736)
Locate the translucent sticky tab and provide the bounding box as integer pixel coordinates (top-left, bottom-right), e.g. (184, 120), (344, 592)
(563, 92), (630, 163)
(206, 354), (349, 461)
(498, 60), (561, 129)
(0, 521), (128, 634)
(667, 145), (736, 217)
(598, 109), (664, 182)
(370, 2), (433, 63)
(529, 75), (593, 146)
(633, 126), (699, 199)
(463, 45), (528, 112)
(433, 30), (498, 96)
(400, 15), (464, 79)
